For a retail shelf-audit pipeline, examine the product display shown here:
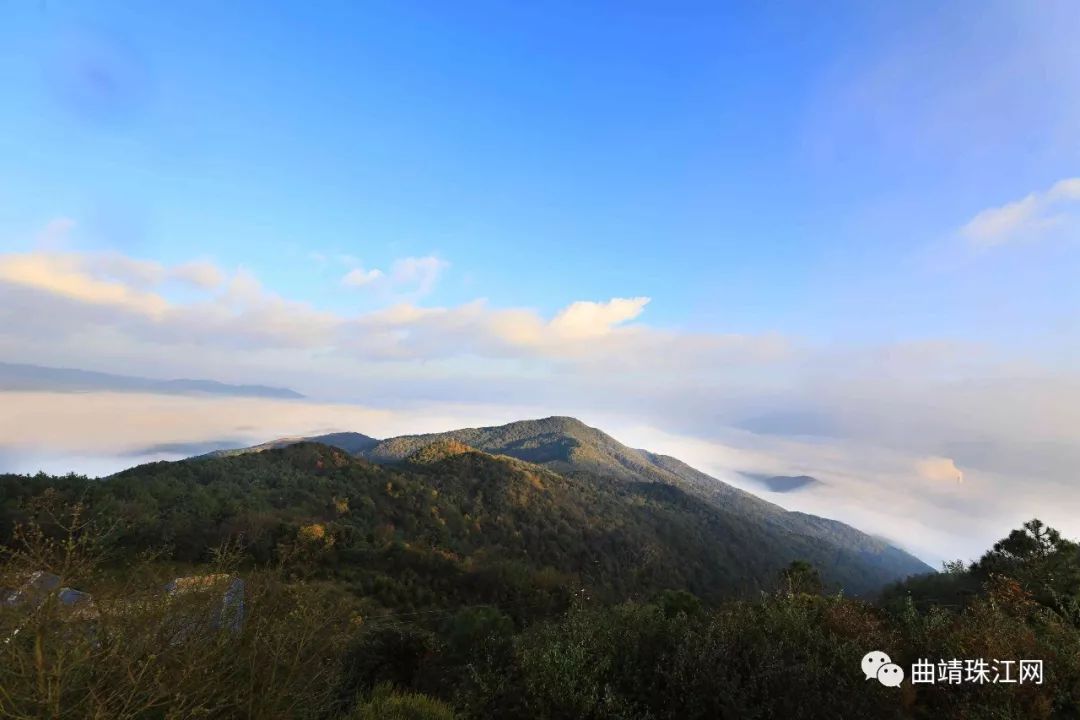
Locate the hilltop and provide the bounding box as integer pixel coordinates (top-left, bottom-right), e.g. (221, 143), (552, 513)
(203, 431), (378, 458)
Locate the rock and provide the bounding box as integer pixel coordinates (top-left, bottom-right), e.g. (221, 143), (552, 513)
(3, 571), (61, 607)
(165, 574), (245, 633)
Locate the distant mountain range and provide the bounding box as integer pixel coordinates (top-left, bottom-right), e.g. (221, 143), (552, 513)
(203, 431), (379, 458)
(0, 362), (304, 399)
(740, 473), (823, 493)
(200, 416), (932, 594)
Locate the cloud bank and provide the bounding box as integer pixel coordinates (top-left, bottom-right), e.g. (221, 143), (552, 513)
(1, 224), (1079, 564)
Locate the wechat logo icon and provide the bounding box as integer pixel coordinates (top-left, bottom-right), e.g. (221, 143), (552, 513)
(862, 650), (904, 687)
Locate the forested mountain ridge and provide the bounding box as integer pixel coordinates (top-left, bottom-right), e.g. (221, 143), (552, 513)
(5, 436), (924, 599)
(201, 416), (932, 589)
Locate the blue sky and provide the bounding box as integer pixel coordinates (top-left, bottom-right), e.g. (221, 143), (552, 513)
(1, 1), (1079, 560)
(3, 0), (1076, 339)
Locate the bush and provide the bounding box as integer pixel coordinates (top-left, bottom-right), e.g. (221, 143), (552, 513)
(350, 683), (457, 720)
(337, 625), (438, 704)
(0, 506), (356, 719)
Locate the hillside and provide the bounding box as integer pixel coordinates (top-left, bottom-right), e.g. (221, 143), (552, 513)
(6, 436), (1077, 720)
(359, 417), (927, 583)
(4, 454), (1077, 720)
(196, 417), (930, 593)
(2, 440), (920, 600)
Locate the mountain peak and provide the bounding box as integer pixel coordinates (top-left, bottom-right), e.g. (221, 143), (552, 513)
(191, 416), (931, 592)
(307, 432), (380, 454)
(518, 415), (593, 432)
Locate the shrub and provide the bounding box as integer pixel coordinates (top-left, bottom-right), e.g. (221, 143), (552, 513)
(350, 683), (457, 720)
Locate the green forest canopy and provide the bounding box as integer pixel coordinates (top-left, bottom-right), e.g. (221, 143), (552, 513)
(2, 444), (1080, 718)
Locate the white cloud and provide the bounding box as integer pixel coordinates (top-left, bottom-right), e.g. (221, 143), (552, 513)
(915, 456), (964, 484)
(388, 255), (448, 296)
(548, 297), (650, 339)
(0, 246), (718, 368)
(0, 391), (583, 491)
(0, 391), (524, 472)
(340, 255), (448, 297)
(85, 252), (165, 288)
(961, 194), (1043, 245)
(222, 267), (265, 305)
(0, 251), (169, 316)
(0, 248), (344, 352)
(171, 260), (224, 289)
(341, 266), (384, 287)
(336, 296), (784, 372)
(961, 176), (1080, 247)
(1048, 177), (1080, 202)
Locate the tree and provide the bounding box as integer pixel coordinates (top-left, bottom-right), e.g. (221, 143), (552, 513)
(655, 589), (701, 618)
(973, 519), (1080, 624)
(779, 561), (823, 596)
(941, 559), (967, 575)
(338, 625), (437, 704)
(979, 519), (1068, 567)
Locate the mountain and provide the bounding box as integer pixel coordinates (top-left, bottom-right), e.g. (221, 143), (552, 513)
(0, 448), (1065, 720)
(200, 416), (932, 593)
(0, 362), (304, 399)
(201, 431), (378, 458)
(740, 473), (823, 493)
